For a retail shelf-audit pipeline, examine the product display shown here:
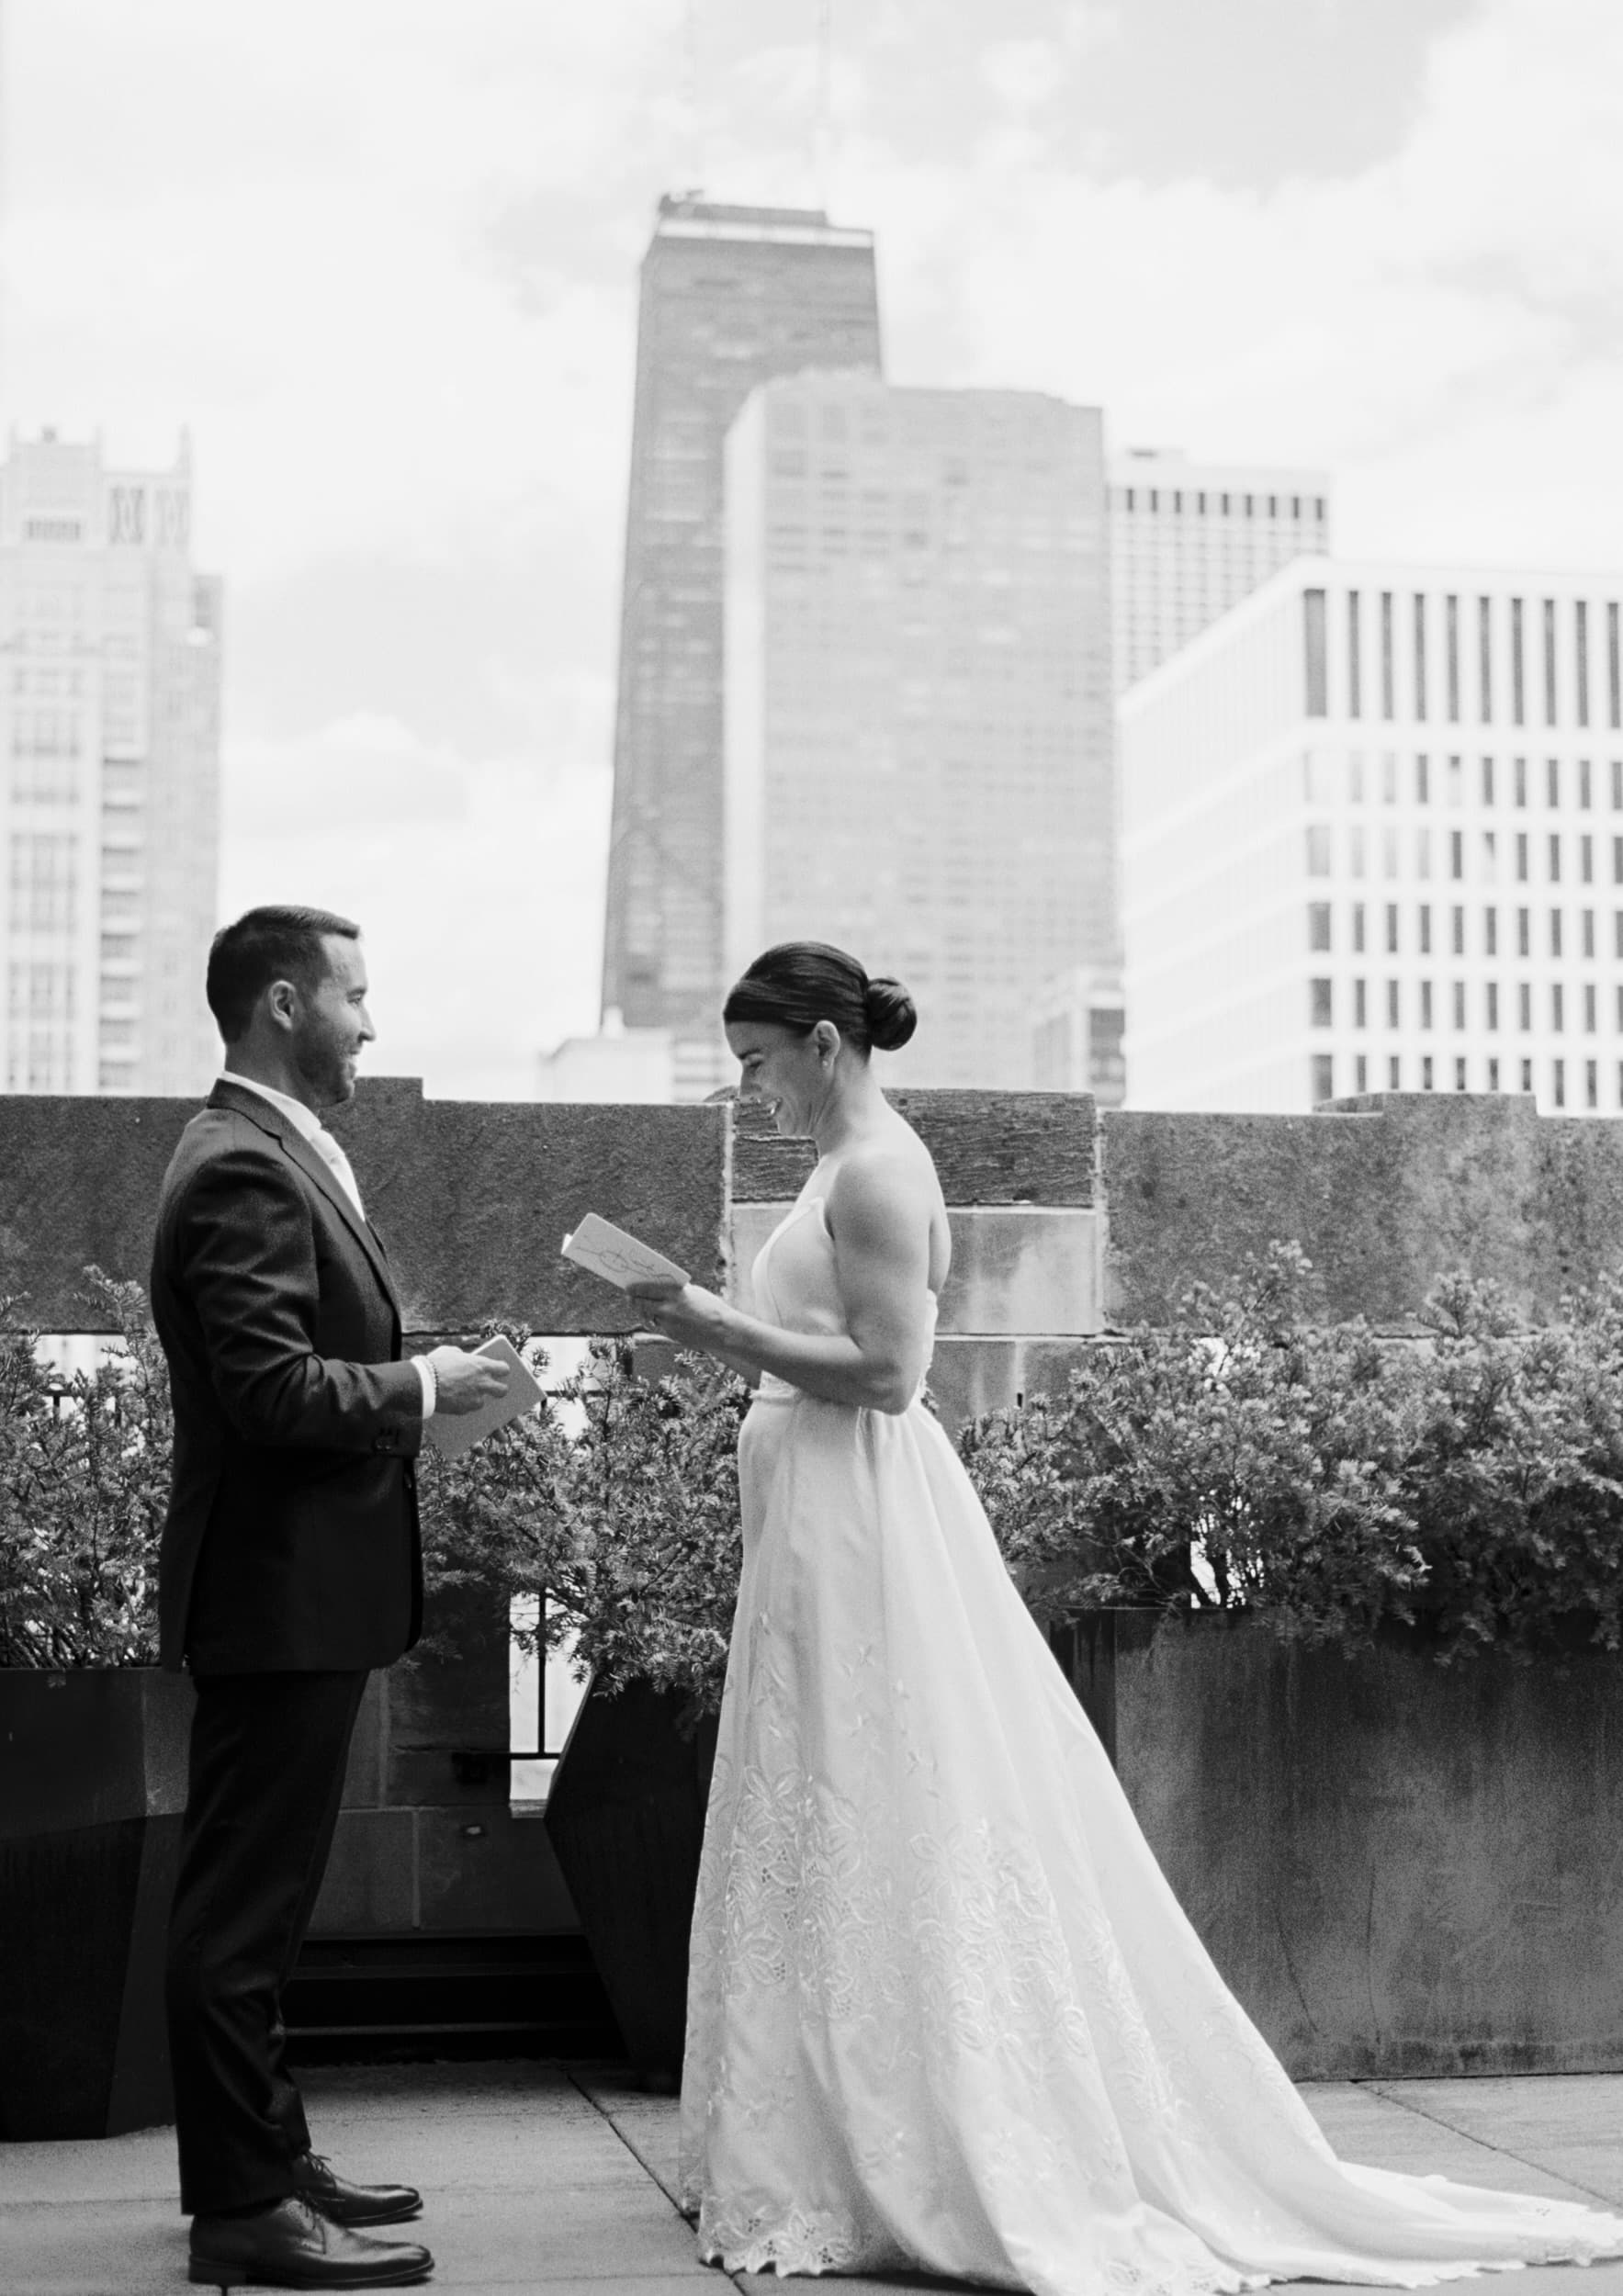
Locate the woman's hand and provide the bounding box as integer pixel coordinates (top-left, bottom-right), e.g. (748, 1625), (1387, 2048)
(624, 1278), (731, 1354)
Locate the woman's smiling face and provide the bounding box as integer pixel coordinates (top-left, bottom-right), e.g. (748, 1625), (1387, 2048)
(726, 1018), (831, 1137)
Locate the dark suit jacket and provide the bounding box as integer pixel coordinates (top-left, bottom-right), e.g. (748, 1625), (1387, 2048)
(150, 1079), (425, 1673)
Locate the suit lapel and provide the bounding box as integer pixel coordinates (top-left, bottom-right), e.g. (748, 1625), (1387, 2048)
(209, 1081), (404, 1322)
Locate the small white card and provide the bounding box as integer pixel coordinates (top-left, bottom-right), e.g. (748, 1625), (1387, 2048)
(561, 1212), (690, 1291)
(425, 1334), (546, 1458)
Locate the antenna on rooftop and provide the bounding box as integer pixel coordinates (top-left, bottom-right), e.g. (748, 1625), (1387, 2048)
(813, 0), (833, 214)
(683, 0), (704, 196)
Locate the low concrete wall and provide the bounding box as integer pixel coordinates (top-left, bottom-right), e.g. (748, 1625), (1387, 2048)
(1070, 1611), (1623, 2078)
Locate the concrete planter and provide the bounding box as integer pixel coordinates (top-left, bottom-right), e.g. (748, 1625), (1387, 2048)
(1049, 1608), (1623, 2079)
(0, 1666), (195, 2137)
(543, 1678), (717, 2086)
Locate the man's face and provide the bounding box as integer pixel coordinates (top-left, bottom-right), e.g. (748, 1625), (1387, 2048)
(290, 934), (375, 1109)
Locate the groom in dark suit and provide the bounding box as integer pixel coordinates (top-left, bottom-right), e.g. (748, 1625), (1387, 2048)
(151, 906), (509, 2290)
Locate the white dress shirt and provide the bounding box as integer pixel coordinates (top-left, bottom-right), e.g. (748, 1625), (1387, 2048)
(219, 1071), (435, 1418)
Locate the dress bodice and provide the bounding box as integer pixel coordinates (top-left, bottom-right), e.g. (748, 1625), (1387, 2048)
(750, 1189), (937, 1402)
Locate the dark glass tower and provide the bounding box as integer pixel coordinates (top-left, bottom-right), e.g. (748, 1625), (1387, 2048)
(600, 196), (881, 1097)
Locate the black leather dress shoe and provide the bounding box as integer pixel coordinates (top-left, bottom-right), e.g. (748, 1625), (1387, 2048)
(188, 2194), (434, 2288)
(293, 2150), (423, 2226)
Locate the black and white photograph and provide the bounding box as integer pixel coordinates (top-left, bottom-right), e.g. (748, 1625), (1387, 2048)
(4, 4), (1623, 2292)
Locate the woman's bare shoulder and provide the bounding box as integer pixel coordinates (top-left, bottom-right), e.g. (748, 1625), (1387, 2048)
(826, 1123), (941, 1218)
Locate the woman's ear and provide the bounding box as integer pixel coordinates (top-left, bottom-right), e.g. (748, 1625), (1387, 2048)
(813, 1019), (840, 1064)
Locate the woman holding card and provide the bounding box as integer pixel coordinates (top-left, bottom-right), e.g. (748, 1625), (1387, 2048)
(627, 940), (1623, 2296)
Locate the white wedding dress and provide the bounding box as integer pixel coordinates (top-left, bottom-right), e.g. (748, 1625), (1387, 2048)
(679, 1186), (1623, 2292)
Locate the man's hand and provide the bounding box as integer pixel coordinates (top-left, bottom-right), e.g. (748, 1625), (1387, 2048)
(427, 1344), (513, 1417)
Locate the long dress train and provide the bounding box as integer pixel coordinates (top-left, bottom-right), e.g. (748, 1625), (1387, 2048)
(679, 1188), (1623, 2293)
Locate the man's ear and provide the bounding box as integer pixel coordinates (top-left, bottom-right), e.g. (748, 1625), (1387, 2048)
(265, 978), (299, 1033)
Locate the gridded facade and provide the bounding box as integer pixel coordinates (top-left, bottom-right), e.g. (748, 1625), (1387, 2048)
(1123, 557), (1623, 1115)
(1, 431), (220, 1096)
(1110, 448), (1329, 695)
(725, 375), (1115, 1090)
(600, 197), (881, 1100)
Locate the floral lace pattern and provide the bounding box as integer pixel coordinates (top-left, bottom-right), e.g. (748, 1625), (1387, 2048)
(677, 1195), (1623, 2296)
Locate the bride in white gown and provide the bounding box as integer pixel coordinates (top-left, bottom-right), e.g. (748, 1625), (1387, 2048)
(628, 941), (1623, 2296)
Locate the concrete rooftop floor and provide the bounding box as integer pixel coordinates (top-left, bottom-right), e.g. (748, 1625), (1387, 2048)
(2, 2065), (1621, 2296)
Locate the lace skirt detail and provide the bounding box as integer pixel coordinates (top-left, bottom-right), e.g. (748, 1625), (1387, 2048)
(679, 1390), (1623, 2296)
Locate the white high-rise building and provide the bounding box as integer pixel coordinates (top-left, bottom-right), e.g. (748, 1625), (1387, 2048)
(724, 373), (1114, 1090)
(1, 430), (221, 1096)
(1110, 447), (1330, 695)
(1123, 556), (1623, 1115)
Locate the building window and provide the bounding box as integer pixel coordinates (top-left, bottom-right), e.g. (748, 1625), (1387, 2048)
(1355, 1053), (1368, 1093)
(1543, 599), (1558, 726)
(1422, 1055), (1435, 1090)
(1615, 834), (1623, 884)
(1455, 1057), (1468, 1091)
(1511, 597), (1525, 725)
(1577, 602), (1591, 729)
(1310, 978), (1334, 1027)
(1587, 1059), (1599, 1110)
(1415, 752), (1430, 803)
(1351, 901), (1367, 951)
(1420, 981), (1434, 1029)
(1517, 906), (1531, 956)
(1488, 1057), (1500, 1090)
(1452, 982), (1466, 1030)
(1553, 1057), (1566, 1109)
(1582, 834), (1594, 883)
(1617, 911), (1623, 960)
(1417, 827), (1433, 879)
(1549, 833), (1562, 883)
(1306, 826), (1331, 876)
(1381, 591), (1395, 720)
(1413, 593), (1428, 721)
(1418, 903), (1433, 952)
(1387, 980), (1401, 1027)
(1451, 905), (1466, 954)
(1446, 593), (1460, 722)
(1354, 979), (1368, 1027)
(1515, 756), (1528, 806)
(1478, 595), (1493, 723)
(1516, 833), (1529, 882)
(1482, 830), (1498, 879)
(1389, 1054), (1402, 1088)
(1545, 756), (1560, 807)
(1552, 984), (1565, 1031)
(1522, 1058), (1535, 1094)
(1614, 759), (1623, 810)
(1585, 983), (1598, 1032)
(1311, 1053), (1335, 1103)
(1519, 983), (1532, 1030)
(1609, 602), (1621, 730)
(1550, 909), (1564, 958)
(1446, 753), (1463, 806)
(1486, 982), (1499, 1030)
(1583, 908), (1596, 957)
(1386, 903), (1400, 953)
(1347, 591), (1362, 718)
(1349, 826), (1367, 878)
(1308, 902), (1332, 951)
(1303, 590), (1328, 717)
(1347, 751), (1366, 803)
(1485, 906), (1498, 954)
(1449, 830), (1463, 880)
(1580, 758), (1594, 808)
(1482, 755), (1495, 805)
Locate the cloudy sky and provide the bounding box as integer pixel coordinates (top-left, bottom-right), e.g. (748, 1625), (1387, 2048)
(5, 0), (1620, 1097)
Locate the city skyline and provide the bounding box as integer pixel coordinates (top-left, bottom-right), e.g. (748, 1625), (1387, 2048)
(2, 2), (1620, 1097)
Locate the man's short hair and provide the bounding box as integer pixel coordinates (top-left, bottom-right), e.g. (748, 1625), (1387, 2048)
(206, 906), (361, 1042)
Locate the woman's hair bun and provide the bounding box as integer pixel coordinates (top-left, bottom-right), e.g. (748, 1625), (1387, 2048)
(863, 975), (917, 1052)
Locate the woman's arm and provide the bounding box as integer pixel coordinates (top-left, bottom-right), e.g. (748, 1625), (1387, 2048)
(627, 1152), (933, 1413)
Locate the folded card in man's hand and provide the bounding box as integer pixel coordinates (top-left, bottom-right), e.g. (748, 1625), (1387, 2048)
(561, 1213), (689, 1291)
(425, 1334), (545, 1458)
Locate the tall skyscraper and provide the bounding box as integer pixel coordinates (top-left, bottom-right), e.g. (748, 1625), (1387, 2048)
(1122, 556), (1623, 1114)
(2, 430), (220, 1096)
(601, 196), (882, 1100)
(1110, 446), (1330, 694)
(723, 373), (1114, 1090)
